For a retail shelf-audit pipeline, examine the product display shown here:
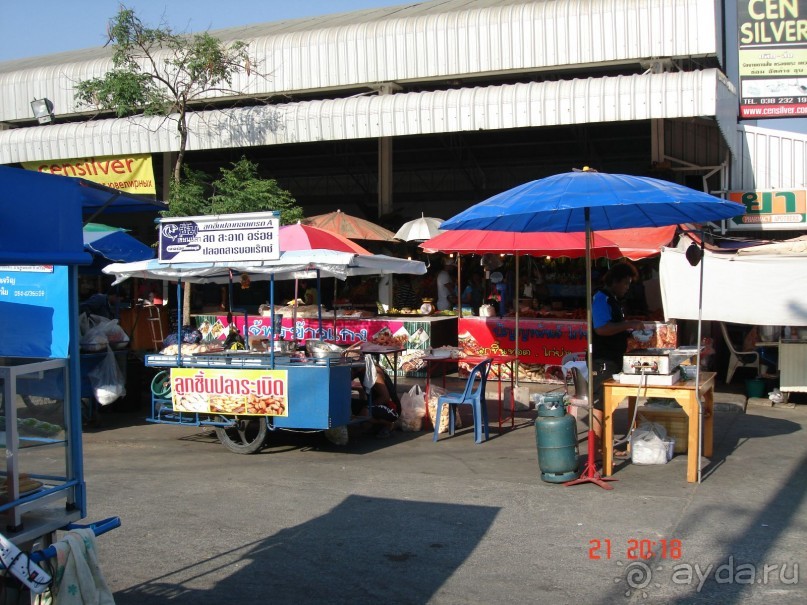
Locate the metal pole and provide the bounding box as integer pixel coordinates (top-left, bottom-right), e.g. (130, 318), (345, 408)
(695, 235), (705, 483)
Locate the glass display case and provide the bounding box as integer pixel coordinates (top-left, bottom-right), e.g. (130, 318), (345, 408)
(0, 358), (81, 541)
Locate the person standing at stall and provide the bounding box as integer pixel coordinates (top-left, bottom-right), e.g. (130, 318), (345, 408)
(461, 272), (485, 315)
(394, 274), (419, 310)
(80, 288), (120, 320)
(436, 258), (457, 311)
(591, 262), (645, 454)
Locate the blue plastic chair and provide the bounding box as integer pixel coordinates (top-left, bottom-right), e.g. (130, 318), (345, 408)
(433, 358), (493, 444)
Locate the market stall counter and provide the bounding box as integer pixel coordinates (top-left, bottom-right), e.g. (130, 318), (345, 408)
(458, 316), (677, 382)
(191, 313), (458, 378)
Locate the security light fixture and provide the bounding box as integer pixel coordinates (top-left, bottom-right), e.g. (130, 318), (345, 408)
(30, 98), (54, 124)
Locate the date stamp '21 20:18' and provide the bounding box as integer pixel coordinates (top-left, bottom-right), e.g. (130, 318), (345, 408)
(589, 539), (683, 561)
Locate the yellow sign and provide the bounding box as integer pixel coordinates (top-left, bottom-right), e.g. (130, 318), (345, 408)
(170, 368), (289, 416)
(22, 154), (156, 195)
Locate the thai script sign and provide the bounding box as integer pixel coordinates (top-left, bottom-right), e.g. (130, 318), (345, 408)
(727, 189), (807, 230)
(738, 0), (807, 119)
(0, 265), (69, 358)
(159, 212), (280, 263)
(170, 368), (288, 416)
(22, 154), (156, 194)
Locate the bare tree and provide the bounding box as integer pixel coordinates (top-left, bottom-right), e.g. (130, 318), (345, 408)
(75, 5), (255, 183)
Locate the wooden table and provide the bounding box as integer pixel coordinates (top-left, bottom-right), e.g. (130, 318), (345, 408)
(602, 372), (715, 483)
(422, 354), (515, 432)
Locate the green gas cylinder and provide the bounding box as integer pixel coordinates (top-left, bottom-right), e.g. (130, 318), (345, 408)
(534, 394), (579, 483)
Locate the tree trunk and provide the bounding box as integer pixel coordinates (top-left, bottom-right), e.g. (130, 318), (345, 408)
(174, 111), (188, 183)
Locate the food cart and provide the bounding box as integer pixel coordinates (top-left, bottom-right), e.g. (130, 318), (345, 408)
(0, 166), (127, 593)
(103, 215), (427, 454)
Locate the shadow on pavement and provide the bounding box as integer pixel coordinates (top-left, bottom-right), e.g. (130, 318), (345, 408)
(113, 495), (500, 605)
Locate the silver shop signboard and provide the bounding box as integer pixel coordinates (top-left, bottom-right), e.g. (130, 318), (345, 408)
(158, 212), (280, 263)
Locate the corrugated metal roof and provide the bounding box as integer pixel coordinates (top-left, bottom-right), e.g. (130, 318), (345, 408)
(0, 69), (733, 165)
(732, 125), (807, 190)
(0, 0), (718, 123)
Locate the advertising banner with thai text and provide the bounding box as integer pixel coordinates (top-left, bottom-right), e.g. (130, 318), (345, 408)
(727, 189), (807, 230)
(0, 265), (70, 358)
(170, 367), (288, 416)
(159, 212), (280, 263)
(22, 154), (156, 195)
(738, 0), (807, 119)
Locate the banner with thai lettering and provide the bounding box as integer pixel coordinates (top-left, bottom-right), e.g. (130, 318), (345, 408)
(22, 154), (156, 195)
(738, 0), (807, 119)
(159, 212), (280, 263)
(727, 189), (807, 230)
(0, 265), (70, 358)
(457, 318), (677, 382)
(170, 368), (288, 416)
(197, 314), (433, 347)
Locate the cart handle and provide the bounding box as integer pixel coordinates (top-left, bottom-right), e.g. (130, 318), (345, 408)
(30, 516), (121, 563)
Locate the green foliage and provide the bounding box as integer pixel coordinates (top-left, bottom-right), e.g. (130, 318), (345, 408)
(164, 158), (302, 225)
(210, 158), (303, 225)
(164, 167), (210, 217)
(76, 70), (168, 117)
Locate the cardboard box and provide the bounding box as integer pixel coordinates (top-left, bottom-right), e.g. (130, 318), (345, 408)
(636, 408), (688, 454)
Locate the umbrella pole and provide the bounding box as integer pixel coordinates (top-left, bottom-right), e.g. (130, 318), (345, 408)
(565, 209), (617, 490)
(695, 236), (705, 484)
(316, 269), (322, 337)
(514, 254), (520, 387)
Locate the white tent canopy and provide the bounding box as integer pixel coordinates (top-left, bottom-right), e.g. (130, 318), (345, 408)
(660, 236), (807, 326)
(103, 250), (427, 284)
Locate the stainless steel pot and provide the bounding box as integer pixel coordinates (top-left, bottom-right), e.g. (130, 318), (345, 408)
(305, 339), (344, 359)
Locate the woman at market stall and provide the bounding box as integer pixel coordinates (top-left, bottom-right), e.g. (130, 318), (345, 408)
(591, 262), (646, 455)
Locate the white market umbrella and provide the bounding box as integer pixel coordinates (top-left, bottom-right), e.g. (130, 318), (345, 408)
(394, 213), (444, 242)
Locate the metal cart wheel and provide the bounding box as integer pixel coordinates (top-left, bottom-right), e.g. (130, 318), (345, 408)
(214, 415), (269, 454)
(21, 395), (63, 415)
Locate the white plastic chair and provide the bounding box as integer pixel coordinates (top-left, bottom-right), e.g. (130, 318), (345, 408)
(720, 322), (760, 384)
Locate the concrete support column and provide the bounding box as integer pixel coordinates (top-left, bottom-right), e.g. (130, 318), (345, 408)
(378, 136), (393, 217)
(650, 118), (664, 165)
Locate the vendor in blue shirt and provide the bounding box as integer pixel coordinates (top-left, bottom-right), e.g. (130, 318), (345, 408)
(590, 262), (645, 453)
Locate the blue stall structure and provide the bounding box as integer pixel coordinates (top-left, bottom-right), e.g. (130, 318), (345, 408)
(0, 166), (149, 564)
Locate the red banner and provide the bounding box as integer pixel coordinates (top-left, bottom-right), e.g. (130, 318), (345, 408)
(459, 318), (586, 365)
(458, 318), (677, 382)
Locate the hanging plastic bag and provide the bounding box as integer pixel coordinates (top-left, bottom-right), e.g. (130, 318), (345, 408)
(400, 384), (427, 432)
(630, 421), (670, 465)
(88, 347), (126, 406)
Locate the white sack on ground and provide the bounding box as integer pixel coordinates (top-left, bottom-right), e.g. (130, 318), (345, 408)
(660, 242), (807, 326)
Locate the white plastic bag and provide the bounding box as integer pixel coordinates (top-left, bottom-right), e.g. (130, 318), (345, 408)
(80, 317), (130, 350)
(400, 384), (427, 432)
(88, 347), (126, 406)
(630, 421), (670, 465)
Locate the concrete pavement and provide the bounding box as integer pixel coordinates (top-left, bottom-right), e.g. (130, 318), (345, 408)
(79, 384), (807, 604)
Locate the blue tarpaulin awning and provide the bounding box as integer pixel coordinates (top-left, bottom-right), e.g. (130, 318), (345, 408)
(0, 165), (165, 265)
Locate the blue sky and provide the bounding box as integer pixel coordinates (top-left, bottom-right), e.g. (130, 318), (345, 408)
(1, 0), (804, 134)
(0, 1), (406, 61)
